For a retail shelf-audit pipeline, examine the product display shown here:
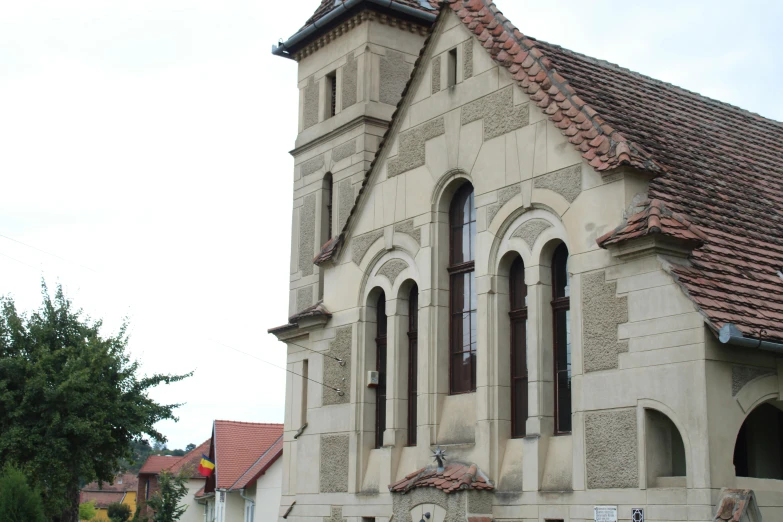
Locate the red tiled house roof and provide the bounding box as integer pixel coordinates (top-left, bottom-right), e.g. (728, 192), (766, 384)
(208, 421), (284, 491)
(139, 456), (180, 475)
(169, 439), (212, 479)
(315, 0), (783, 343)
(231, 436), (284, 490)
(79, 491), (126, 509)
(597, 199), (707, 248)
(303, 0), (439, 28)
(389, 463), (494, 494)
(82, 473), (138, 493)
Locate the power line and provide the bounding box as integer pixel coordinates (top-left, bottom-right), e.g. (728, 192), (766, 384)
(0, 251), (42, 272)
(0, 233), (97, 272)
(287, 339), (344, 365)
(207, 338), (344, 396)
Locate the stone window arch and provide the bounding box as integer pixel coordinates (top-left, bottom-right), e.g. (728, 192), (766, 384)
(733, 401), (783, 480)
(645, 408), (687, 487)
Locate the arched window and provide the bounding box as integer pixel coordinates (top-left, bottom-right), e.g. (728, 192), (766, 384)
(551, 243), (571, 434)
(645, 409), (686, 486)
(734, 402), (783, 479)
(509, 257), (528, 438)
(449, 183), (477, 394)
(375, 292), (387, 449)
(407, 284), (418, 446)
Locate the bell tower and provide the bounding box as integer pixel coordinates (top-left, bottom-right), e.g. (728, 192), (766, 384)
(273, 0), (436, 320)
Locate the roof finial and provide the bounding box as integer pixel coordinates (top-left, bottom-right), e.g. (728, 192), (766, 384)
(432, 446), (447, 472)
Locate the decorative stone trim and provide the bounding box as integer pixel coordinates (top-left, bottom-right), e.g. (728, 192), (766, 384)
(332, 140), (356, 163)
(388, 117), (446, 178)
(301, 155), (325, 177)
(323, 326), (352, 406)
(732, 365), (775, 396)
(342, 52), (358, 109)
(377, 259), (409, 285)
(533, 163), (582, 203)
(394, 219), (421, 245)
(511, 218), (552, 249)
(296, 286), (314, 313)
(585, 408), (638, 489)
(338, 178), (354, 232)
(352, 230), (384, 264)
(582, 271), (629, 372)
(299, 194), (316, 276)
(461, 86), (529, 141)
(303, 76), (319, 130)
(319, 434), (350, 492)
(486, 185), (521, 224)
(431, 55), (441, 94)
(463, 40), (473, 80)
(380, 50), (412, 106)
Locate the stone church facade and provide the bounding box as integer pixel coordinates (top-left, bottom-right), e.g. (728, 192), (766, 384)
(269, 1), (783, 521)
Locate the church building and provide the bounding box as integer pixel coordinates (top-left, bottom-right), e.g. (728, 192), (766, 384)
(269, 1), (783, 520)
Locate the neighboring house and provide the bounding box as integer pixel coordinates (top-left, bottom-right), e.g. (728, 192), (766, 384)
(268, 0), (783, 521)
(136, 440), (211, 522)
(199, 421), (283, 522)
(80, 473), (138, 520)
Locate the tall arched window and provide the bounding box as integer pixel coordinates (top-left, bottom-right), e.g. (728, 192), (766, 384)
(375, 292), (387, 449)
(322, 173), (333, 244)
(449, 183), (477, 394)
(509, 257), (528, 438)
(407, 284), (418, 446)
(552, 243), (571, 434)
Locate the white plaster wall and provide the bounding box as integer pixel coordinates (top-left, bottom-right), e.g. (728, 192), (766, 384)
(181, 479), (207, 522)
(253, 459), (283, 522)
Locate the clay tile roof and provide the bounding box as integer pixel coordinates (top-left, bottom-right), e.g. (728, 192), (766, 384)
(597, 199), (707, 248)
(230, 436), (283, 491)
(388, 463), (494, 494)
(213, 421), (284, 490)
(79, 491), (126, 509)
(303, 0), (439, 29)
(81, 473), (138, 493)
(168, 439), (212, 479)
(288, 300), (332, 323)
(139, 456), (180, 475)
(713, 489), (761, 521)
(320, 0), (783, 343)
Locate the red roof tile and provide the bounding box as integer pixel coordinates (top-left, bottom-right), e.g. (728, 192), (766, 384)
(139, 456), (180, 475)
(168, 439), (212, 479)
(389, 463), (494, 494)
(212, 421), (284, 490)
(597, 199), (707, 248)
(231, 437), (283, 490)
(82, 473), (138, 493)
(79, 491), (126, 509)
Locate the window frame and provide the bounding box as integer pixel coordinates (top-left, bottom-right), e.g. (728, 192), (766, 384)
(509, 256), (528, 438)
(551, 243), (571, 435)
(407, 285), (418, 446)
(375, 292), (387, 449)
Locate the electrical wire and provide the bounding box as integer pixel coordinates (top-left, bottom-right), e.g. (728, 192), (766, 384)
(286, 339), (344, 364)
(0, 251), (42, 271)
(0, 233), (97, 272)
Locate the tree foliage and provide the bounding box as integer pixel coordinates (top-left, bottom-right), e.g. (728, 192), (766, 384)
(107, 502), (132, 522)
(78, 501), (98, 521)
(145, 471), (189, 522)
(0, 283), (191, 522)
(0, 465), (45, 522)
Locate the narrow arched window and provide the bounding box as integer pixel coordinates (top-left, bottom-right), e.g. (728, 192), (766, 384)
(407, 284), (418, 446)
(509, 257), (528, 438)
(552, 243), (571, 434)
(375, 292), (387, 449)
(322, 173), (333, 243)
(449, 183), (477, 394)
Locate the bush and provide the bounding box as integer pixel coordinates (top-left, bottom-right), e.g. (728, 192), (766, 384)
(79, 500), (98, 521)
(108, 501), (132, 522)
(0, 466), (45, 522)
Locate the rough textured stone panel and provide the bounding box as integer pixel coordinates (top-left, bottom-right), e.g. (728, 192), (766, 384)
(585, 408), (639, 489)
(338, 178), (354, 232)
(533, 164), (582, 203)
(298, 195), (316, 276)
(323, 506), (344, 522)
(322, 326), (352, 406)
(352, 230), (384, 264)
(388, 117), (446, 178)
(296, 286), (313, 313)
(303, 76), (319, 130)
(392, 489), (467, 522)
(431, 55), (441, 94)
(486, 185), (521, 224)
(377, 259), (409, 285)
(332, 140), (356, 163)
(511, 218), (552, 249)
(732, 365), (775, 396)
(468, 491), (492, 514)
(380, 50), (411, 106)
(301, 155), (325, 177)
(319, 434), (349, 492)
(461, 86), (529, 141)
(582, 271), (629, 372)
(463, 40), (473, 79)
(394, 219), (421, 245)
(342, 53), (358, 110)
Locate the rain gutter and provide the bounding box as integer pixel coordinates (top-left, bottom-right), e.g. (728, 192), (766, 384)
(719, 323), (783, 354)
(272, 0), (437, 59)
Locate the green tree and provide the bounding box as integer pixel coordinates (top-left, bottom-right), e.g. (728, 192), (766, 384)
(78, 501), (98, 521)
(0, 465), (45, 522)
(0, 283), (191, 522)
(145, 471), (189, 522)
(184, 443), (196, 453)
(107, 502), (132, 522)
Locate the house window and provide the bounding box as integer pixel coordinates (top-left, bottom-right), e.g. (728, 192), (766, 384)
(449, 183), (476, 394)
(375, 292), (387, 448)
(509, 256), (528, 438)
(323, 173), (333, 242)
(734, 402), (783, 479)
(326, 71), (337, 118)
(552, 243), (571, 434)
(407, 284), (419, 446)
(447, 48), (458, 87)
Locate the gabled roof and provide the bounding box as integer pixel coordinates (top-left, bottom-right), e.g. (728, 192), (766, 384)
(315, 0), (783, 342)
(597, 199), (707, 248)
(389, 463), (494, 494)
(79, 491), (126, 509)
(139, 456), (180, 475)
(82, 473), (138, 493)
(168, 439), (212, 479)
(230, 436), (284, 490)
(211, 421), (284, 491)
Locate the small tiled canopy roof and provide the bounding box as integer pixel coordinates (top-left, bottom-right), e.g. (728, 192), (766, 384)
(597, 199), (707, 248)
(268, 301), (332, 334)
(389, 463), (494, 494)
(315, 0), (783, 343)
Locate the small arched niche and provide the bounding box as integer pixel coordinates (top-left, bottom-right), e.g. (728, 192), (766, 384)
(645, 408), (687, 487)
(733, 401), (783, 480)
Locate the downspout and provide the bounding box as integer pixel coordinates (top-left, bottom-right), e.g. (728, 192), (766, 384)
(272, 0), (437, 58)
(719, 323), (783, 354)
(239, 489), (254, 522)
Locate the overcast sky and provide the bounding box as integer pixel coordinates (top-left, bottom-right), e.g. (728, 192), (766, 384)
(1, 0), (780, 450)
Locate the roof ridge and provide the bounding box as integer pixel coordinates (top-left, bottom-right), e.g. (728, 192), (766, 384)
(214, 420), (284, 426)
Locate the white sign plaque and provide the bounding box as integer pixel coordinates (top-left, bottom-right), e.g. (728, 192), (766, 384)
(594, 505), (618, 522)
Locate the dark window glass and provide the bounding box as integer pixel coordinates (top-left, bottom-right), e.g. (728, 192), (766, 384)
(407, 285), (418, 446)
(733, 403), (783, 479)
(551, 243), (571, 434)
(326, 72), (337, 118)
(325, 173), (333, 240)
(509, 256), (528, 438)
(376, 292), (387, 449)
(449, 184), (477, 394)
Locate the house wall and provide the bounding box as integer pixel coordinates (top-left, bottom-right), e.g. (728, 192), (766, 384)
(253, 458), (283, 521)
(276, 6), (783, 522)
(180, 479), (207, 522)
